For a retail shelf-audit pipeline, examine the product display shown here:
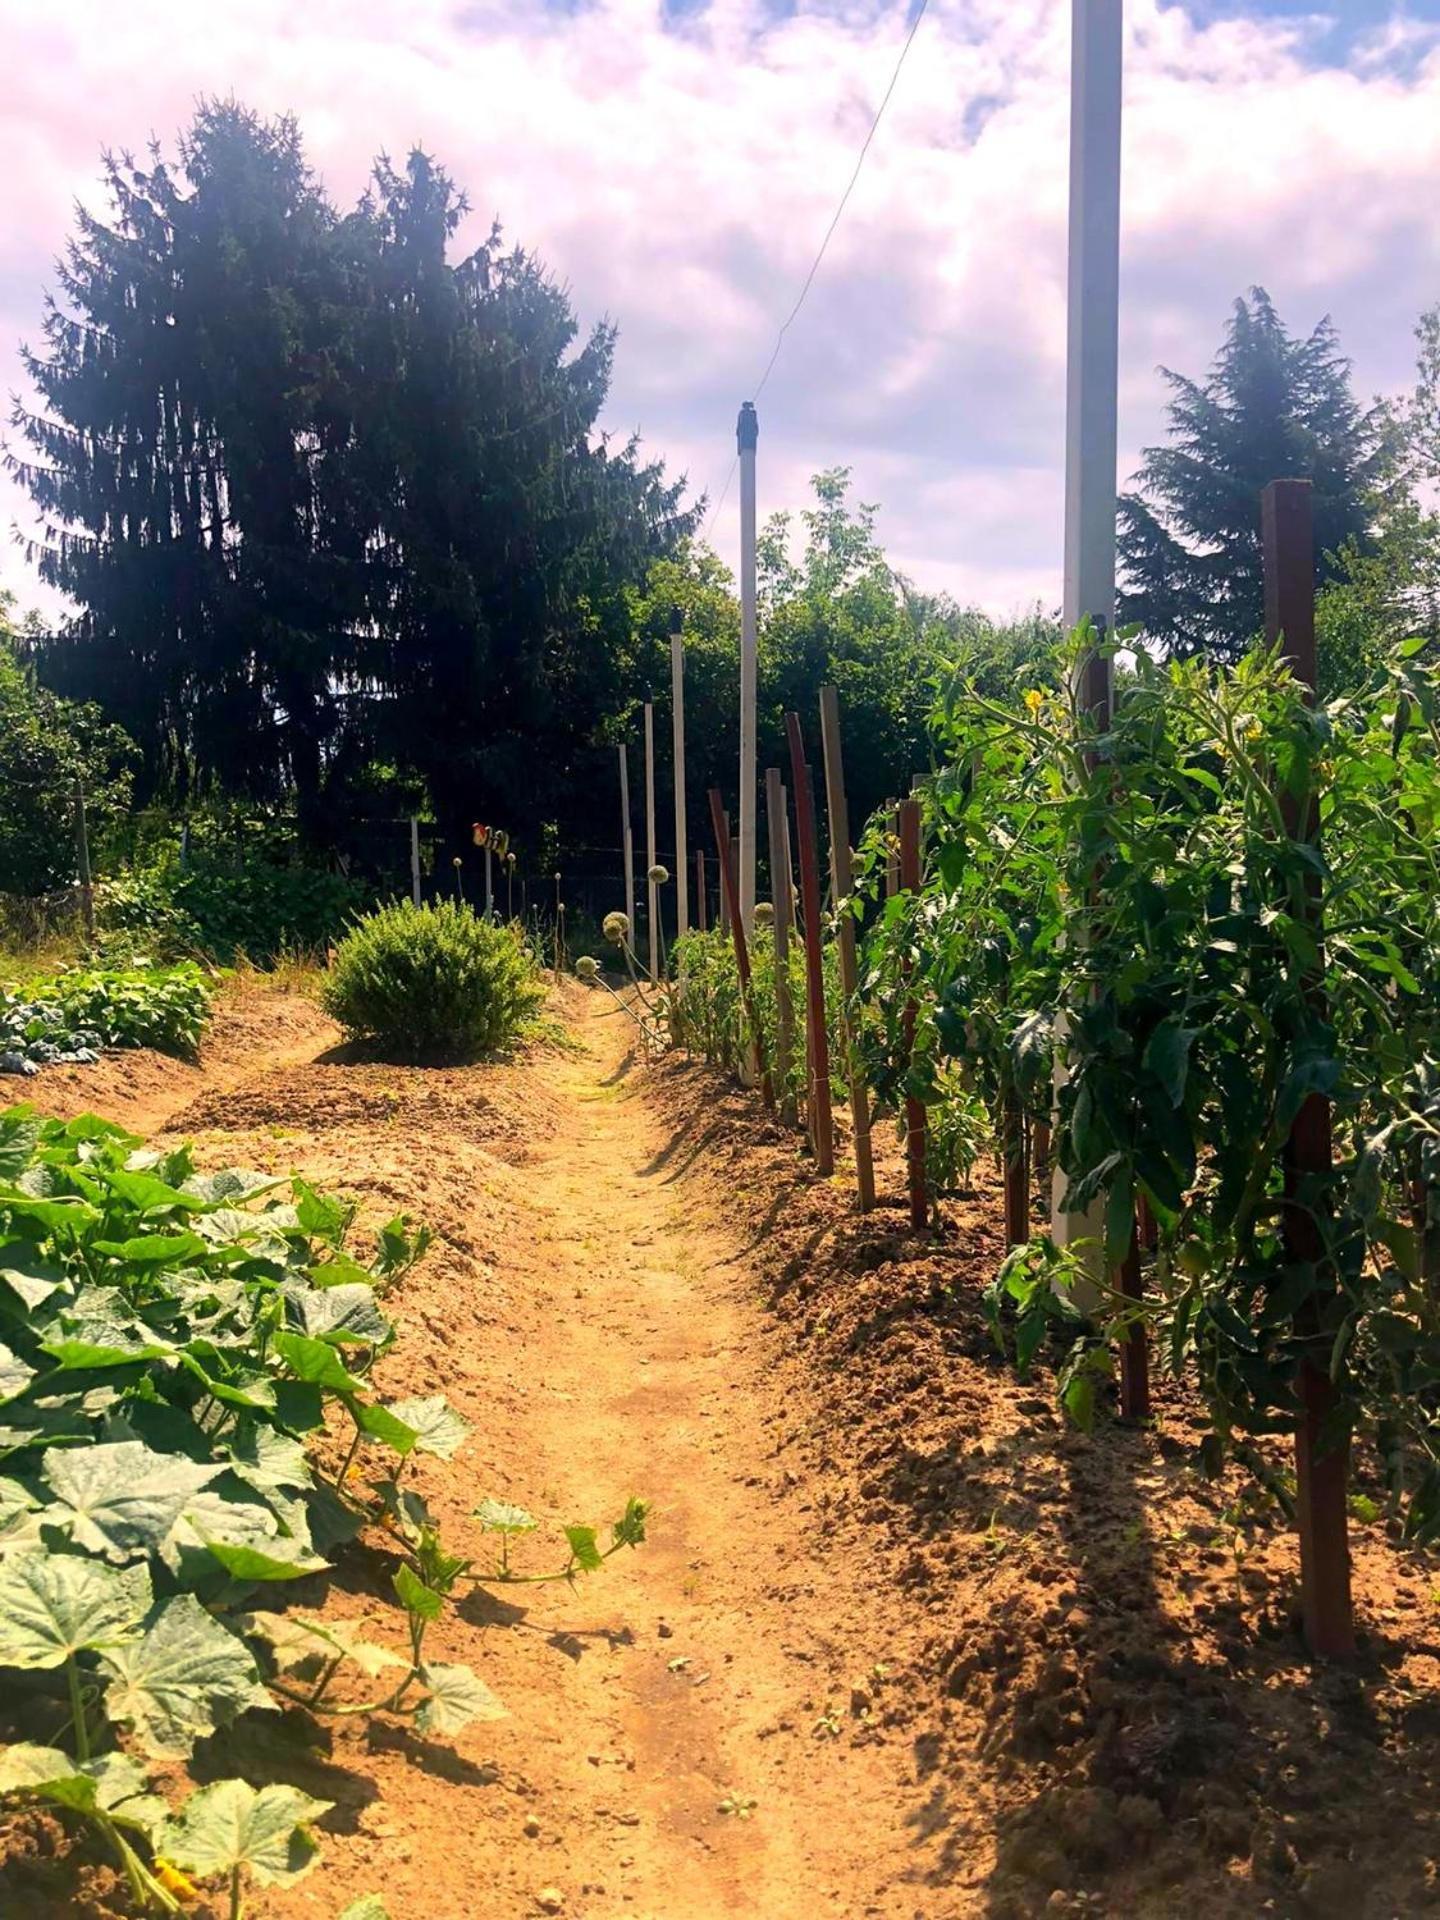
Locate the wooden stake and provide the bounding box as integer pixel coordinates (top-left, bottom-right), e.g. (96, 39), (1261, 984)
(897, 798), (928, 1229)
(695, 848), (707, 933)
(671, 614), (688, 940)
(484, 845), (493, 921)
(410, 815), (422, 907)
(784, 714), (833, 1176)
(644, 701), (658, 976)
(765, 767), (798, 1126)
(819, 686), (876, 1210)
(709, 789), (773, 1110)
(74, 781), (94, 941)
(1263, 475), (1354, 1659)
(719, 812), (731, 935)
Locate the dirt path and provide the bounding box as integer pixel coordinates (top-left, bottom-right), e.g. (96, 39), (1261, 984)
(471, 999), (925, 1920)
(45, 986), (942, 1920)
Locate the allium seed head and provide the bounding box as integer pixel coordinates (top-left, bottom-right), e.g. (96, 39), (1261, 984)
(754, 901), (775, 928)
(647, 864), (670, 886)
(603, 910), (631, 944)
(576, 955), (601, 982)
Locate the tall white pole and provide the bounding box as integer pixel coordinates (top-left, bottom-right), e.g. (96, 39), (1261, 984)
(619, 744), (635, 939)
(737, 401), (759, 934)
(644, 699), (658, 976)
(670, 615), (689, 940)
(1063, 0), (1122, 641)
(1054, 0), (1123, 1260)
(410, 815), (421, 908)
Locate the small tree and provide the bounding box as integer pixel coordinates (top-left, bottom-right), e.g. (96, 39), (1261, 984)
(0, 594), (136, 895)
(1118, 287), (1396, 661)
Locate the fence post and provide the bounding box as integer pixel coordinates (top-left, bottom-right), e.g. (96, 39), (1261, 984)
(644, 700), (659, 976)
(737, 403), (759, 932)
(619, 744), (635, 937)
(765, 767), (798, 1126)
(74, 781), (94, 941)
(1263, 475), (1354, 1659)
(695, 849), (707, 933)
(708, 789), (773, 1110)
(784, 714), (834, 1176)
(671, 614), (689, 940)
(897, 797), (927, 1230)
(819, 686), (876, 1211)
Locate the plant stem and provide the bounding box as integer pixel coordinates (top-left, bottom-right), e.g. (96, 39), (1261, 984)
(335, 1420), (364, 1492)
(65, 1656), (90, 1763)
(230, 1862), (243, 1920)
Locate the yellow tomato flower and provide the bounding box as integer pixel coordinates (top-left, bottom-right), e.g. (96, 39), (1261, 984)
(1023, 688), (1044, 715)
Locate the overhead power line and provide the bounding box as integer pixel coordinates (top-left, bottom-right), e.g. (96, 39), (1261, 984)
(699, 0), (930, 544)
(753, 0), (930, 402)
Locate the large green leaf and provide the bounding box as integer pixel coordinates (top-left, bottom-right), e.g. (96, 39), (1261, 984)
(0, 1550), (150, 1668)
(44, 1442), (221, 1561)
(91, 1232), (209, 1268)
(385, 1395), (469, 1460)
(473, 1498), (537, 1536)
(99, 1594), (272, 1758)
(284, 1282), (390, 1346)
(271, 1332), (364, 1395)
(415, 1661), (507, 1737)
(0, 1743), (168, 1841)
(0, 1343), (35, 1402)
(350, 1399), (420, 1456)
(241, 1610), (404, 1679)
(163, 1778), (331, 1889)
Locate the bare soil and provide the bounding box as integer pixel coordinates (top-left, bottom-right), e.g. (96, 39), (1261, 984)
(2, 986), (1438, 1918)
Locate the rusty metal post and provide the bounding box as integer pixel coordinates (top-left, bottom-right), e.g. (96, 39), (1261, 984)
(819, 686), (876, 1210)
(897, 798), (928, 1230)
(1263, 476), (1354, 1658)
(765, 768), (798, 1126)
(709, 789), (773, 1111)
(784, 715), (834, 1176)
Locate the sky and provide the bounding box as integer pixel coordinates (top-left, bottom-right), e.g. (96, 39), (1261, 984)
(2, 0), (1439, 620)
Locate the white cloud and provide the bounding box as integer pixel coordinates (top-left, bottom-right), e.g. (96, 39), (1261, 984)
(1, 0), (1438, 623)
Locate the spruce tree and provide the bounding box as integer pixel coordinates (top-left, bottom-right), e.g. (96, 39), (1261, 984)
(1117, 287), (1395, 661)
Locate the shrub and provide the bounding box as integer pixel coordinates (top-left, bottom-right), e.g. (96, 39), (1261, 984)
(321, 901), (543, 1056)
(99, 847), (366, 965)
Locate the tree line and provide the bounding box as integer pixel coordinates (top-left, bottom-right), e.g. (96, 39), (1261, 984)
(5, 100), (1438, 889)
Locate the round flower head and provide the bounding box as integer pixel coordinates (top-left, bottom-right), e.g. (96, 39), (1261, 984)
(647, 863), (669, 886)
(575, 955), (601, 982)
(451, 855), (462, 868)
(602, 910), (631, 945)
(754, 901), (774, 928)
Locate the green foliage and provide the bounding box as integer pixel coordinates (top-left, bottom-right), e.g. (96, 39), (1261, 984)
(0, 1104), (646, 1910)
(672, 926), (850, 1121)
(862, 622), (1440, 1534)
(100, 843), (366, 966)
(0, 596), (137, 896)
(321, 901), (543, 1056)
(1118, 287), (1397, 661)
(9, 102), (693, 848)
(1, 963), (211, 1069)
(628, 478), (1060, 871)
